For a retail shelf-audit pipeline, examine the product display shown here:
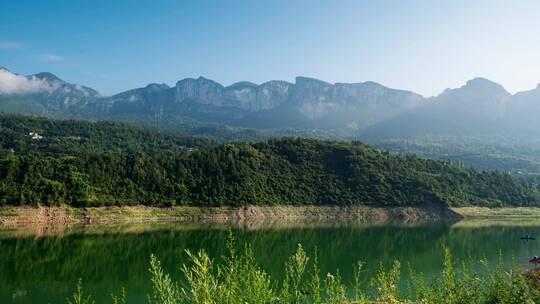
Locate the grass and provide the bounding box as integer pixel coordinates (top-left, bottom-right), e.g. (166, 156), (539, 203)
(453, 207), (540, 219)
(66, 232), (540, 304)
(0, 206), (18, 217)
(451, 218), (540, 228)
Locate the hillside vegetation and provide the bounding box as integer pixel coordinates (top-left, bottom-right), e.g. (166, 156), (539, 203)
(372, 136), (540, 175)
(0, 115), (538, 207)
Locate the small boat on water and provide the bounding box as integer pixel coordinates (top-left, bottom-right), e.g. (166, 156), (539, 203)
(531, 256), (540, 266)
(521, 235), (536, 240)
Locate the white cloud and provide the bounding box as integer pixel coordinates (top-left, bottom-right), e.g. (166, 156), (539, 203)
(0, 41), (22, 49)
(0, 69), (57, 94)
(37, 53), (64, 62)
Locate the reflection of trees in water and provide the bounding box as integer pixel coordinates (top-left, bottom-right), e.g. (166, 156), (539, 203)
(0, 222), (539, 303)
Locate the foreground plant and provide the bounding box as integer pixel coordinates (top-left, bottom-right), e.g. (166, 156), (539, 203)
(66, 278), (94, 304)
(68, 240), (540, 304)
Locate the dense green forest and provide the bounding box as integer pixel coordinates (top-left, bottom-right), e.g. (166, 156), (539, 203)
(104, 113), (353, 142)
(0, 115), (538, 207)
(372, 136), (540, 178)
(100, 114), (540, 178)
(0, 115), (211, 154)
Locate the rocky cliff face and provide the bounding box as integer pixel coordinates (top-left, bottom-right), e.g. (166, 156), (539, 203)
(433, 77), (511, 120)
(7, 67), (540, 137)
(110, 83), (172, 114)
(0, 69), (99, 109)
(0, 68), (101, 116)
(172, 77), (293, 111)
(30, 72), (100, 109)
(175, 77), (224, 106)
(359, 78), (515, 140)
(103, 75), (424, 128)
(0, 69), (429, 128)
(244, 80), (292, 111)
(290, 77), (425, 120)
(126, 77), (293, 113)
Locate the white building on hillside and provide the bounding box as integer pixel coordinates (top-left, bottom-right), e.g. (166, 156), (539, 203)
(29, 132), (43, 140)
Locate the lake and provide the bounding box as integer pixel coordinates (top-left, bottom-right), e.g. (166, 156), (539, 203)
(1, 219), (540, 303)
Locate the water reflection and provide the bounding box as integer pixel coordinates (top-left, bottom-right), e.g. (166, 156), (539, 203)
(1, 219), (540, 303)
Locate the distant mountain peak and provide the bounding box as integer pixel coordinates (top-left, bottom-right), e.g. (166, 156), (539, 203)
(12, 68), (540, 136)
(437, 78), (510, 100)
(464, 77), (508, 92)
(196, 76), (222, 85)
(227, 81), (258, 89)
(32, 72), (64, 82)
(361, 80), (384, 87)
(176, 76), (223, 87)
(145, 83), (170, 90)
(466, 77), (497, 85)
(295, 76), (332, 86)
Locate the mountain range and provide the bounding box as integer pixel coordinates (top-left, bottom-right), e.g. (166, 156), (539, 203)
(2, 67), (540, 140)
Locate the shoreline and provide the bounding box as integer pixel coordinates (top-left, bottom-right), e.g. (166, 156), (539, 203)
(450, 206), (540, 219)
(2, 205), (540, 227)
(0, 204), (459, 226)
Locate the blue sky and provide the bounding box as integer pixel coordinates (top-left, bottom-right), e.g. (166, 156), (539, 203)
(1, 0), (540, 96)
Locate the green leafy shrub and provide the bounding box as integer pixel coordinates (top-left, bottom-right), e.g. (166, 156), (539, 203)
(66, 240), (540, 304)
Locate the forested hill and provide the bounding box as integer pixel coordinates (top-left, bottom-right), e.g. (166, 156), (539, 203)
(0, 115), (211, 155)
(0, 115), (538, 208)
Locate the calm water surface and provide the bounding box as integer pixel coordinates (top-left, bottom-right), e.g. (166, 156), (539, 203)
(1, 220), (540, 303)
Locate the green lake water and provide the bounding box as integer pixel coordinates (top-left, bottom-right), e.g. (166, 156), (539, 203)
(1, 219), (540, 303)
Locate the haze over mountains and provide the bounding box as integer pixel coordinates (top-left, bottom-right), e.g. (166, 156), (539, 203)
(2, 67), (540, 140)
